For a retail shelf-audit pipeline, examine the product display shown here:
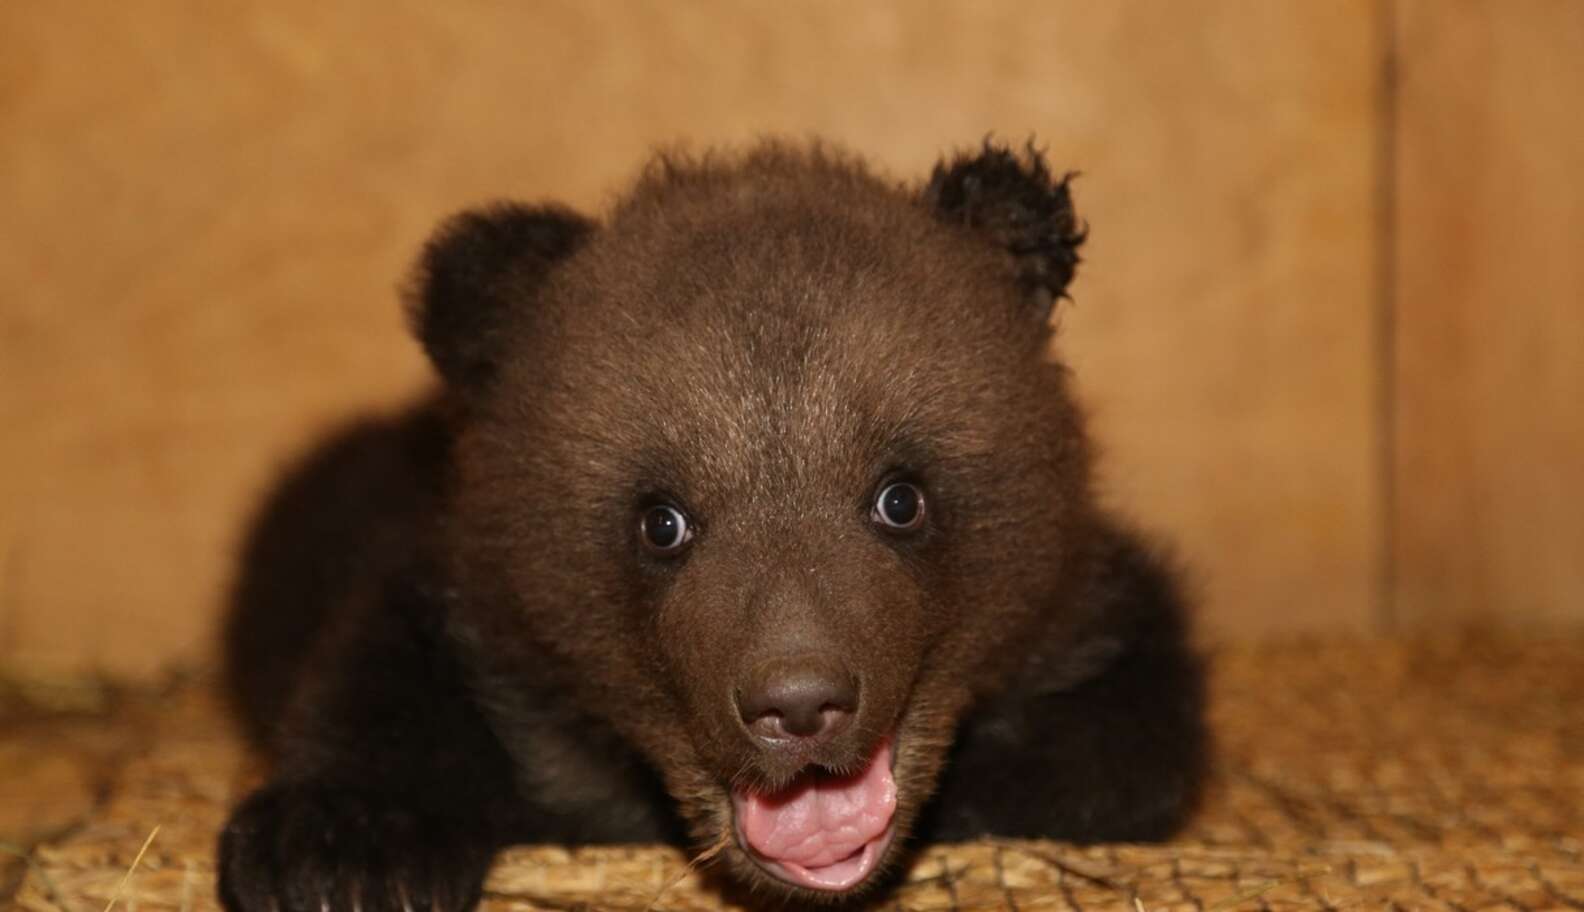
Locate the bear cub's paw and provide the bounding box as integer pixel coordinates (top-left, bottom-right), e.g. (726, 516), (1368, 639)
(218, 783), (496, 912)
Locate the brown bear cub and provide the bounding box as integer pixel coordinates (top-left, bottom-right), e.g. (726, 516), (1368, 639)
(219, 140), (1206, 911)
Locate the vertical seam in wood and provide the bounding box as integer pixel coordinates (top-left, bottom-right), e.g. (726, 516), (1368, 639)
(1375, 0), (1401, 631)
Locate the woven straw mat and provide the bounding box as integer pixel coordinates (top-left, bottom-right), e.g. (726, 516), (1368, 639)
(7, 634), (1582, 911)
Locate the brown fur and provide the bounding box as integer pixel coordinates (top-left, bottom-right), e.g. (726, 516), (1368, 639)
(218, 140), (1205, 912)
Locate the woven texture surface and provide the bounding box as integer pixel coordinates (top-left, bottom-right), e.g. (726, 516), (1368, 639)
(7, 634), (1582, 911)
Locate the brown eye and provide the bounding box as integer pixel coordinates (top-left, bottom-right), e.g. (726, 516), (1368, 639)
(872, 481), (925, 531)
(641, 504), (692, 554)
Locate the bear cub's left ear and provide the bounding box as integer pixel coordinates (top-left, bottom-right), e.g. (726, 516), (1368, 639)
(922, 141), (1086, 323)
(406, 203), (596, 394)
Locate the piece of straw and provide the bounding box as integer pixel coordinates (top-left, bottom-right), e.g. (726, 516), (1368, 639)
(1204, 878), (1283, 911)
(103, 825), (160, 912)
(643, 827), (734, 912)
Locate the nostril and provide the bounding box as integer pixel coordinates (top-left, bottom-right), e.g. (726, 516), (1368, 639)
(737, 656), (859, 743)
(746, 710), (784, 740)
(783, 704), (853, 739)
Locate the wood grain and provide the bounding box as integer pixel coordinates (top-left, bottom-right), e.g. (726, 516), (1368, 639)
(0, 1), (1384, 675)
(1392, 0), (1584, 628)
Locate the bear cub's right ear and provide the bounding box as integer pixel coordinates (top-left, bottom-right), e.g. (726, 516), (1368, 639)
(406, 203), (596, 393)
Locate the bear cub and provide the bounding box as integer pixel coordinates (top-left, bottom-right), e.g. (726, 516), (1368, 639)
(219, 140), (1206, 911)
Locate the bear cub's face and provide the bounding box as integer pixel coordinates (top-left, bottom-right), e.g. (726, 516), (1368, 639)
(413, 143), (1090, 899)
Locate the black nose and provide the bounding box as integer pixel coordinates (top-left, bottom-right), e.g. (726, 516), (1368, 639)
(737, 655), (859, 742)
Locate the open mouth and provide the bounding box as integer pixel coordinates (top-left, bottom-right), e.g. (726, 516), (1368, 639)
(730, 738), (898, 892)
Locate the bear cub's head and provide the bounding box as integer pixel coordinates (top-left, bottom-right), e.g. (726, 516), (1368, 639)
(411, 141), (1092, 898)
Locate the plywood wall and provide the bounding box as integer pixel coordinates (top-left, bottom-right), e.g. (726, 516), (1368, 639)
(1392, 0), (1584, 628)
(0, 1), (1577, 678)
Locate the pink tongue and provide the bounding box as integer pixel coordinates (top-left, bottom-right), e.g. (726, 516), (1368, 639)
(736, 742), (897, 873)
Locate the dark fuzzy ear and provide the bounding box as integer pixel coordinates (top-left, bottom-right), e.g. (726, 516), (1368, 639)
(923, 141), (1086, 322)
(406, 203), (595, 391)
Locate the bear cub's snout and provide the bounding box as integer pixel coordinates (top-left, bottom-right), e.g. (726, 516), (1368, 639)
(737, 653), (860, 743)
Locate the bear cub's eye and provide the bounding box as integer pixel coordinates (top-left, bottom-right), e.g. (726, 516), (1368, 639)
(872, 481), (926, 532)
(640, 504), (693, 555)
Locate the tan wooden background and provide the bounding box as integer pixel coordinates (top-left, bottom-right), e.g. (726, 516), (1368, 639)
(2, 2), (1579, 678)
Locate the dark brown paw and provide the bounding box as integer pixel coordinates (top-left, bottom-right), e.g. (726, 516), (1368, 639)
(218, 783), (496, 912)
